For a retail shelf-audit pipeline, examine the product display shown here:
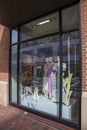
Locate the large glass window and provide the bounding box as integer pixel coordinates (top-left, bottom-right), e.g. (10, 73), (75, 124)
(62, 31), (80, 122)
(19, 35), (60, 116)
(11, 28), (18, 44)
(10, 45), (17, 103)
(62, 5), (79, 31)
(20, 12), (59, 41)
(10, 3), (81, 128)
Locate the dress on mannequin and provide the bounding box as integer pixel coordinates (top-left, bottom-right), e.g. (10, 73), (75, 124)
(43, 58), (49, 97)
(48, 57), (53, 98)
(52, 56), (60, 102)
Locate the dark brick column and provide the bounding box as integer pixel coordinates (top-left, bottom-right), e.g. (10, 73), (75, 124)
(0, 25), (10, 106)
(80, 0), (87, 129)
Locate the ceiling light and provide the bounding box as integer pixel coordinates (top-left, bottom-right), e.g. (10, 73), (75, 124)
(32, 18), (56, 28)
(36, 20), (51, 26)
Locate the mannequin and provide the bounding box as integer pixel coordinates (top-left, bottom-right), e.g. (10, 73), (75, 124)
(43, 58), (49, 97)
(48, 57), (53, 98)
(52, 56), (60, 102)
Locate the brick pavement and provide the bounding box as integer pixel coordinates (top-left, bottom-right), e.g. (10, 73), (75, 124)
(0, 105), (62, 130)
(0, 105), (75, 130)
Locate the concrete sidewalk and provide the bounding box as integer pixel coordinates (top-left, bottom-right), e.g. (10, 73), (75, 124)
(0, 105), (75, 130)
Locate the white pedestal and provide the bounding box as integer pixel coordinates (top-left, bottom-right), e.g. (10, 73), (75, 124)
(62, 99), (78, 119)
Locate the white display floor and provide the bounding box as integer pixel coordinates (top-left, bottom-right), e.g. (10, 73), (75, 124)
(21, 94), (59, 116)
(20, 94), (78, 119)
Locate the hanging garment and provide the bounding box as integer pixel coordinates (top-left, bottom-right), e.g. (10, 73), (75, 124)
(52, 62), (60, 102)
(48, 63), (53, 97)
(43, 64), (48, 95)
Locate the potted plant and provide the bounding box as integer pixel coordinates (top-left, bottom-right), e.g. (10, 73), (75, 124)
(62, 72), (73, 106)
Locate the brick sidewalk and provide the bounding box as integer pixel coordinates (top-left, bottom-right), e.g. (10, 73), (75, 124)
(0, 105), (61, 130)
(0, 105), (75, 130)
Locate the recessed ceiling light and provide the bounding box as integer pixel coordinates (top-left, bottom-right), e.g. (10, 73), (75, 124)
(32, 18), (56, 28)
(36, 20), (51, 25)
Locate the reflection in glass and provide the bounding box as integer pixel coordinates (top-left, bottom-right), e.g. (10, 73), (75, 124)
(19, 35), (60, 116)
(20, 12), (59, 41)
(62, 31), (80, 122)
(11, 28), (18, 44)
(10, 3), (81, 127)
(11, 45), (17, 103)
(62, 5), (79, 31)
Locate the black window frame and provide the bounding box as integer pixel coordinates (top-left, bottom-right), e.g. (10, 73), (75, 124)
(9, 1), (81, 129)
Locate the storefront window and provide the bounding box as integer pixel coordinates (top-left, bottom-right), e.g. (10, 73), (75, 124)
(20, 12), (59, 41)
(10, 45), (17, 103)
(19, 35), (60, 116)
(62, 31), (80, 122)
(10, 3), (81, 128)
(62, 5), (79, 31)
(11, 28), (18, 44)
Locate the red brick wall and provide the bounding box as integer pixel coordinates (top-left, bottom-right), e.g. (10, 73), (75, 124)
(0, 25), (10, 81)
(80, 0), (87, 91)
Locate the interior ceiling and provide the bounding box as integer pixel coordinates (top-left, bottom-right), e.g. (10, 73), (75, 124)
(0, 0), (76, 27)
